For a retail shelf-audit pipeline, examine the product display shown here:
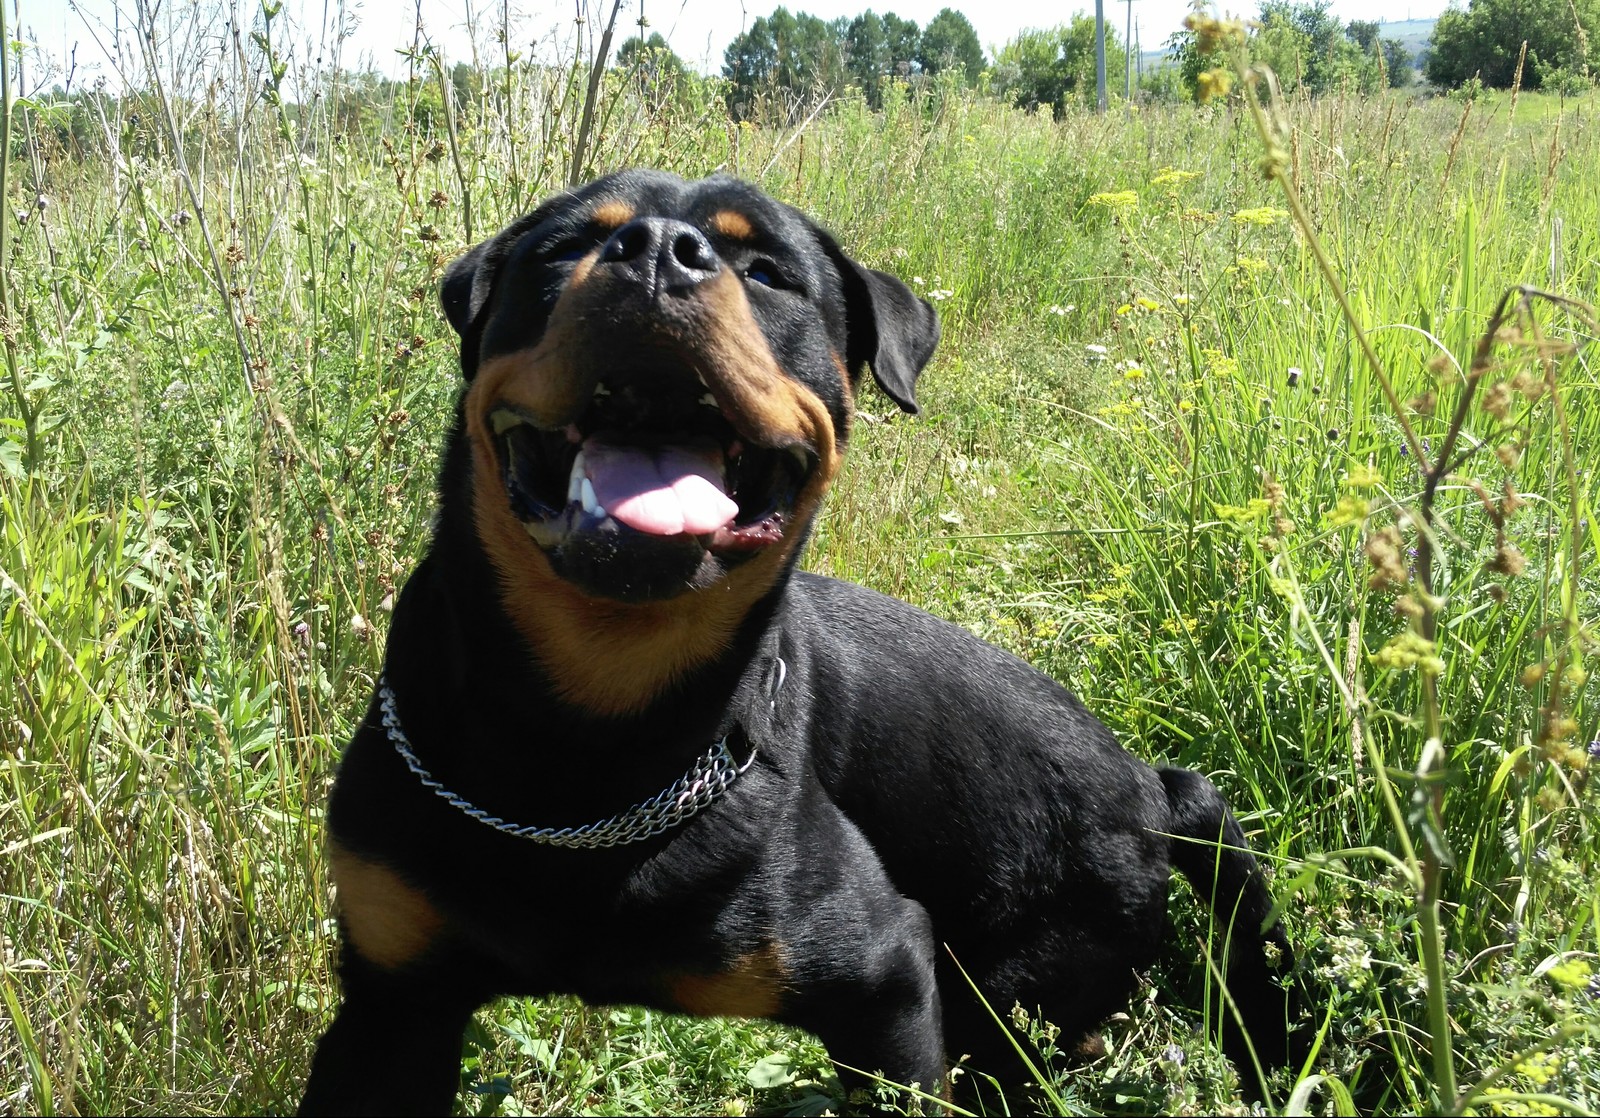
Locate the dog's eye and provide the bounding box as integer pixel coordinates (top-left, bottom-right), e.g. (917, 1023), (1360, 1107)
(744, 260), (784, 289)
(547, 241), (589, 264)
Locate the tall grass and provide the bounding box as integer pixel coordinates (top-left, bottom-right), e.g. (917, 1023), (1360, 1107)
(2, 8), (1598, 1114)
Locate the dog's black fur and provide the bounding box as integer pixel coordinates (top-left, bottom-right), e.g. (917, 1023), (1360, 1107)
(299, 170), (1296, 1115)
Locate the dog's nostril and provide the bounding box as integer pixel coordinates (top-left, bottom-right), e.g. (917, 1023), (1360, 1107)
(672, 231), (716, 273)
(601, 223), (650, 263)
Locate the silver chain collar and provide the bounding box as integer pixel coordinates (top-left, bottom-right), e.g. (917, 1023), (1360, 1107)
(376, 657), (785, 850)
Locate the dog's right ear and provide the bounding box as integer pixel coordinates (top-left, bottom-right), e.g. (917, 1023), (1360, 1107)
(439, 212), (544, 378)
(439, 238), (501, 378)
(440, 239), (494, 340)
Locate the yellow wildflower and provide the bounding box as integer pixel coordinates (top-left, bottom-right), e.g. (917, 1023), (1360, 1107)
(1324, 494), (1370, 529)
(1086, 190), (1139, 212)
(1232, 206), (1289, 227)
(1195, 67), (1234, 103)
(1201, 348), (1239, 378)
(1343, 465), (1383, 490)
(1370, 631), (1445, 676)
(1546, 958), (1592, 989)
(1151, 167), (1201, 188)
(1214, 498), (1272, 524)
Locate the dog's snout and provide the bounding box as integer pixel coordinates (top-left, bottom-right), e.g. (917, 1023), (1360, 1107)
(599, 217), (719, 294)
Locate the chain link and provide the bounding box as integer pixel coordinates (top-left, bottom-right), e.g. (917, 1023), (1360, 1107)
(376, 664), (780, 849)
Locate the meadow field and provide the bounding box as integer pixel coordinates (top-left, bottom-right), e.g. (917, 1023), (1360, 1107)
(1, 12), (1598, 1116)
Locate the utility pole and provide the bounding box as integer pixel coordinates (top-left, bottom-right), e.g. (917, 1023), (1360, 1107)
(1124, 0), (1132, 100)
(1095, 0), (1107, 112)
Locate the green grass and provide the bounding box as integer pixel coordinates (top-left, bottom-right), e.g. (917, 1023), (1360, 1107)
(2, 15), (1599, 1114)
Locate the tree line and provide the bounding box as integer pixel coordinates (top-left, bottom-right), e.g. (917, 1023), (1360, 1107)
(25, 0), (1596, 161)
(719, 7), (983, 114)
(1425, 0), (1599, 94)
(706, 0), (1596, 112)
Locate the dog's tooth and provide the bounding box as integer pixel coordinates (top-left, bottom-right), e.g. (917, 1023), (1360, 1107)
(490, 410), (522, 435)
(699, 392), (718, 409)
(567, 452), (585, 505)
(580, 477), (601, 516)
(592, 383), (611, 398)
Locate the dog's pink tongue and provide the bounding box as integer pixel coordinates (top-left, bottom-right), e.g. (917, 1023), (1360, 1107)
(584, 439), (738, 536)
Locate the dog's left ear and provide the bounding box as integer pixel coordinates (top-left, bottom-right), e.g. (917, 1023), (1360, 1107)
(815, 230), (939, 415)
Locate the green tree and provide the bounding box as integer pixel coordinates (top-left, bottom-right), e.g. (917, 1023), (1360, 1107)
(1381, 37), (1415, 86)
(882, 13), (923, 73)
(1252, 12), (1312, 93)
(1164, 0), (1382, 100)
(1258, 0), (1380, 94)
(846, 10), (891, 96)
(618, 32), (690, 102)
(995, 18), (1126, 115)
(1426, 0), (1600, 89)
(1345, 19), (1379, 51)
(722, 7), (849, 117)
(844, 10), (922, 105)
(1163, 20), (1222, 98)
(918, 8), (984, 81)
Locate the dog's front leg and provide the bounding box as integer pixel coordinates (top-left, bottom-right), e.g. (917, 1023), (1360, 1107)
(298, 946), (484, 1117)
(777, 825), (947, 1110)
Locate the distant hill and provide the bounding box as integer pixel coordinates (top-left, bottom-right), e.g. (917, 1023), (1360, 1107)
(1137, 15), (1436, 71)
(1380, 18), (1437, 65)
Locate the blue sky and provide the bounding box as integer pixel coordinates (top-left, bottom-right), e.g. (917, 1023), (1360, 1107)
(22, 0), (1446, 90)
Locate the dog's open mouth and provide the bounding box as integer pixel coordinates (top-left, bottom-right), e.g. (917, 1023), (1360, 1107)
(488, 365), (814, 560)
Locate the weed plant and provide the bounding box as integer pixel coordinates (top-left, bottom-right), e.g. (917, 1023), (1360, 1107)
(1, 6), (1598, 1115)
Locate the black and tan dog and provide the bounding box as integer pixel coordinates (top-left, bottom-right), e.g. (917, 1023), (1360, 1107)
(299, 170), (1296, 1115)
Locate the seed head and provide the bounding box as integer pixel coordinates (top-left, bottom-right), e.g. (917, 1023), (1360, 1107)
(1487, 536), (1526, 577)
(1365, 525), (1408, 591)
(1482, 381), (1514, 422)
(1510, 370), (1546, 403)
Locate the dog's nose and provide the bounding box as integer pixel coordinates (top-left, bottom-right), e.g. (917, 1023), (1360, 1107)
(599, 217), (720, 294)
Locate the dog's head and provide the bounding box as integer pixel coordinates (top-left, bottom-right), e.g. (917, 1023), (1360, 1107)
(438, 171), (937, 710)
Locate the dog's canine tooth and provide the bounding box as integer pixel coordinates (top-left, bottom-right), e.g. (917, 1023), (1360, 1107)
(567, 451), (587, 505)
(592, 383), (611, 398)
(490, 409), (522, 435)
(699, 392), (718, 409)
(580, 477), (602, 517)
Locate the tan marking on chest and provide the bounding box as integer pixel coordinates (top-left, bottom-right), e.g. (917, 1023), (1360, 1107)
(328, 843), (444, 970)
(670, 943), (789, 1019)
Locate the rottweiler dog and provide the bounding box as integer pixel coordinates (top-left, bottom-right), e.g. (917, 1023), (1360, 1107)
(299, 170), (1296, 1115)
